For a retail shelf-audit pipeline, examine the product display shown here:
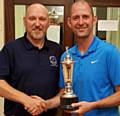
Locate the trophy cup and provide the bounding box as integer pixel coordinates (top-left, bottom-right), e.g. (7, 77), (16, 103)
(60, 47), (78, 111)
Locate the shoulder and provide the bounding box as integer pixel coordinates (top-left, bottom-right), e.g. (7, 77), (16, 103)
(1, 37), (24, 53)
(46, 40), (61, 49)
(46, 39), (63, 56)
(96, 37), (120, 58)
(96, 36), (118, 52)
(46, 40), (62, 51)
(5, 37), (23, 47)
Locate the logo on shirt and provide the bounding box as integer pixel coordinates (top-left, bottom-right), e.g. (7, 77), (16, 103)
(91, 60), (98, 64)
(49, 56), (58, 67)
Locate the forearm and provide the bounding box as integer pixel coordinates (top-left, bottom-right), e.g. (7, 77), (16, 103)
(0, 80), (30, 105)
(46, 89), (64, 109)
(0, 80), (49, 115)
(94, 91), (120, 109)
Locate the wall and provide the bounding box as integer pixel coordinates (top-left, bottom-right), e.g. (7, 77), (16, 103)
(0, 0), (4, 115)
(0, 0), (4, 49)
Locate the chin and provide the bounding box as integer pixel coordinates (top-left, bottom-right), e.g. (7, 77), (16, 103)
(33, 35), (43, 40)
(77, 34), (89, 38)
(34, 37), (42, 40)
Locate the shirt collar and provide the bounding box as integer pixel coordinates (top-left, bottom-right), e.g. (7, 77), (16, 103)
(71, 36), (99, 56)
(23, 33), (48, 50)
(87, 36), (99, 53)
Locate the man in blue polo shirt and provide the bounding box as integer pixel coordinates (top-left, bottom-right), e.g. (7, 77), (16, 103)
(0, 3), (62, 116)
(59, 0), (120, 116)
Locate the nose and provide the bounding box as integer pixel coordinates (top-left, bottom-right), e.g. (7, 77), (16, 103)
(35, 18), (40, 27)
(78, 17), (84, 25)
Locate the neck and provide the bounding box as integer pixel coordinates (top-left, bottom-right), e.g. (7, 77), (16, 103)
(76, 35), (94, 54)
(27, 35), (45, 49)
(35, 39), (45, 49)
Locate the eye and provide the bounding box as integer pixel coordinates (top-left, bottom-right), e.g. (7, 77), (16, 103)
(82, 15), (89, 19)
(39, 17), (47, 21)
(72, 16), (80, 21)
(28, 16), (36, 21)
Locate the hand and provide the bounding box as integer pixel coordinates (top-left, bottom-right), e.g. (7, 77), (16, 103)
(24, 95), (47, 116)
(31, 95), (47, 112)
(72, 101), (94, 115)
(65, 101), (96, 116)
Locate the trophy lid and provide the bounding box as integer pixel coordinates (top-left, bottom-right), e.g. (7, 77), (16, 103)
(61, 46), (74, 64)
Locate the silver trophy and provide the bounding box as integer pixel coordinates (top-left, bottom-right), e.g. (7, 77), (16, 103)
(60, 47), (78, 111)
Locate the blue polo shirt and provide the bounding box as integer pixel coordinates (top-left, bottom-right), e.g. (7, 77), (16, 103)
(59, 36), (120, 116)
(0, 34), (62, 116)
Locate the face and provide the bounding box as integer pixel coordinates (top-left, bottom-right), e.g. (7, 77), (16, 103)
(68, 2), (97, 39)
(23, 4), (49, 41)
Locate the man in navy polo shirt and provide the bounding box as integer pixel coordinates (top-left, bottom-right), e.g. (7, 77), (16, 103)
(59, 0), (120, 116)
(0, 3), (62, 116)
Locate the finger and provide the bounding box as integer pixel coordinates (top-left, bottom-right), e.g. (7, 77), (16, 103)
(31, 95), (39, 99)
(38, 102), (47, 112)
(24, 106), (27, 110)
(28, 107), (40, 116)
(31, 95), (45, 102)
(35, 100), (47, 112)
(26, 107), (35, 113)
(64, 109), (79, 114)
(25, 104), (40, 115)
(72, 102), (82, 107)
(64, 110), (72, 113)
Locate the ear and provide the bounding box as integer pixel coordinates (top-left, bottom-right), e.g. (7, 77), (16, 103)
(93, 16), (97, 26)
(47, 19), (50, 28)
(67, 17), (72, 29)
(23, 16), (26, 27)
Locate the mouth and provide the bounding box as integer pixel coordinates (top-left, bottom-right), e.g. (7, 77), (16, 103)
(79, 28), (85, 30)
(77, 28), (86, 32)
(33, 28), (43, 33)
(77, 26), (88, 31)
(33, 28), (42, 31)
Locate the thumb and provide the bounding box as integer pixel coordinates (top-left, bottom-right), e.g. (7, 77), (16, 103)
(72, 102), (83, 107)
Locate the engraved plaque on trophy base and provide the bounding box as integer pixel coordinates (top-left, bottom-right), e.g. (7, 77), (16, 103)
(60, 94), (78, 111)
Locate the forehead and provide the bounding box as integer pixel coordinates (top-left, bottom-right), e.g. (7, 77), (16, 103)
(26, 5), (48, 17)
(71, 2), (92, 16)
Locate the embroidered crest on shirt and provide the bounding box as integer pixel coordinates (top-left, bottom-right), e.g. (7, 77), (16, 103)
(49, 56), (58, 67)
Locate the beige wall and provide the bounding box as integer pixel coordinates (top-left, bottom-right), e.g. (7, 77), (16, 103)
(0, 0), (4, 49)
(0, 97), (4, 116)
(0, 0), (4, 116)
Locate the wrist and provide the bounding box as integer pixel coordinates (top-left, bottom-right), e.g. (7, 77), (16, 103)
(18, 94), (31, 107)
(91, 100), (103, 109)
(90, 101), (99, 110)
(46, 95), (60, 109)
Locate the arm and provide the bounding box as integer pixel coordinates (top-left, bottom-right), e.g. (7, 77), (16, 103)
(0, 80), (47, 115)
(45, 89), (64, 110)
(70, 86), (120, 115)
(94, 86), (120, 108)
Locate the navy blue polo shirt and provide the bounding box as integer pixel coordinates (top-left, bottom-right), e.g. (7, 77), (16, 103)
(0, 34), (62, 116)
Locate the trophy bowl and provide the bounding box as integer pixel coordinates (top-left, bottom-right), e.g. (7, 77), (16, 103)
(60, 47), (78, 111)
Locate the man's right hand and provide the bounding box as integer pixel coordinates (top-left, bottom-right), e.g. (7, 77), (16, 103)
(23, 95), (47, 116)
